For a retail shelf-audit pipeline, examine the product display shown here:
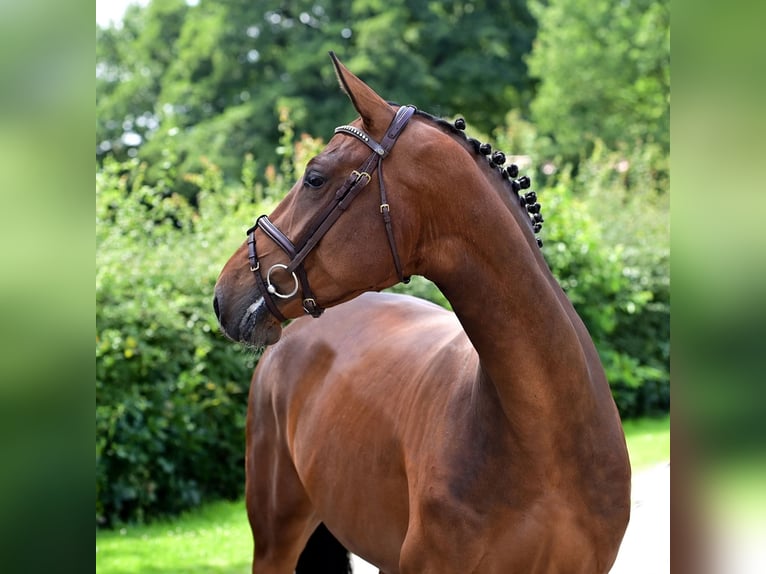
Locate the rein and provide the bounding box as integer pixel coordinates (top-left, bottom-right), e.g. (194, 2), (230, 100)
(246, 105), (416, 321)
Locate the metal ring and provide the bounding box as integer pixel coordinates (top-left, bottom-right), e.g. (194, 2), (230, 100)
(265, 264), (299, 299)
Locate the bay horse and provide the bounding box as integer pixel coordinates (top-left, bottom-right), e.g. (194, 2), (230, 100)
(213, 53), (631, 573)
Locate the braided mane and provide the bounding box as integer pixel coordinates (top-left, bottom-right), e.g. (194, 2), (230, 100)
(408, 107), (545, 248)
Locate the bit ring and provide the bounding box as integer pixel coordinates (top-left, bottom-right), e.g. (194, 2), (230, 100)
(265, 264), (299, 299)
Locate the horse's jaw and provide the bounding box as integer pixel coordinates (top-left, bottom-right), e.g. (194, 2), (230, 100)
(234, 297), (283, 348)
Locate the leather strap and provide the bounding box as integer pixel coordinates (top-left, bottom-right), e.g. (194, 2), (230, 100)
(258, 215), (322, 316)
(377, 156), (408, 283)
(331, 105), (415, 282)
(246, 225), (287, 322)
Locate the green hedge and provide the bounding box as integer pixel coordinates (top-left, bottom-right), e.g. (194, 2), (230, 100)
(540, 141), (669, 417)
(96, 160), (264, 527)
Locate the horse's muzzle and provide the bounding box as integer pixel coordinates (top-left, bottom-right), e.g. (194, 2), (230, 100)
(213, 282), (283, 347)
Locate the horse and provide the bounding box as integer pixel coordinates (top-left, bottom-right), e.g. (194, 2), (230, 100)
(213, 52), (631, 573)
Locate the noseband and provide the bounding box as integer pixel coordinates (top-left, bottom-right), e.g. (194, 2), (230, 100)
(245, 105), (416, 322)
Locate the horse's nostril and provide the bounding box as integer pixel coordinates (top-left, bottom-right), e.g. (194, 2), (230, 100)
(213, 295), (221, 321)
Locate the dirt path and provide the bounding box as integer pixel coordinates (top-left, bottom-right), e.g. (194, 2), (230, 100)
(350, 462), (670, 573)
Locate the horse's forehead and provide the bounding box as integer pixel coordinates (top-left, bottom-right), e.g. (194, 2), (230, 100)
(317, 125), (368, 162)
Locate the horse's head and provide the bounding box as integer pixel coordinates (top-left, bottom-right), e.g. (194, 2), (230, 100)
(214, 53), (543, 347)
(214, 54), (429, 347)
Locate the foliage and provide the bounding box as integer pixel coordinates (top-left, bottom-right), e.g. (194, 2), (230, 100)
(539, 141), (669, 417)
(527, 0), (670, 159)
(96, 105), (327, 527)
(386, 275), (450, 310)
(490, 104), (669, 417)
(96, 0), (190, 158)
(95, 158), (267, 527)
(96, 0), (537, 194)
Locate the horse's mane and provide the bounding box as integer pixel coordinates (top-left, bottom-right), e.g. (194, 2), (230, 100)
(400, 105), (545, 247)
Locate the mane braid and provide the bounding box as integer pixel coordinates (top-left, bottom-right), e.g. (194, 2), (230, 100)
(394, 105), (545, 248)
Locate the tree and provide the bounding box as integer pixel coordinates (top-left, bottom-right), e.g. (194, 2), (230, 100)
(96, 0), (190, 160)
(96, 0), (537, 193)
(346, 0), (536, 129)
(526, 0), (669, 158)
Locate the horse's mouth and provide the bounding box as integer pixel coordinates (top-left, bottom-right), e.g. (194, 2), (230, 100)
(236, 297), (283, 348)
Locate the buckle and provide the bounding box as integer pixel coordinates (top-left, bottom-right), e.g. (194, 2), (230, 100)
(302, 298), (323, 317)
(351, 170), (371, 185)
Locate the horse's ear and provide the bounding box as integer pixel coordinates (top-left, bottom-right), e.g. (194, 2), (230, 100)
(329, 51), (393, 134)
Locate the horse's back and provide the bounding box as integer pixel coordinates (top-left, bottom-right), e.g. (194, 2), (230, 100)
(254, 292), (471, 408)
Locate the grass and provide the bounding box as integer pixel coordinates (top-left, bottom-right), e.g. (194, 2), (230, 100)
(621, 414), (670, 471)
(96, 415), (670, 573)
(96, 500), (252, 574)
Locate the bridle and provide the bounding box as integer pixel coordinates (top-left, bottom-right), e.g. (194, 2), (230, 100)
(245, 105), (416, 322)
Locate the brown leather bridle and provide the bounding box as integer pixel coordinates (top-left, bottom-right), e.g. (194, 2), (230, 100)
(246, 105), (416, 322)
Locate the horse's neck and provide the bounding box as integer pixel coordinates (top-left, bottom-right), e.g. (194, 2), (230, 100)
(424, 176), (618, 474)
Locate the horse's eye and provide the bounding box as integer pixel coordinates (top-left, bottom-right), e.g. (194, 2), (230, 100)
(304, 172), (326, 189)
